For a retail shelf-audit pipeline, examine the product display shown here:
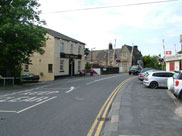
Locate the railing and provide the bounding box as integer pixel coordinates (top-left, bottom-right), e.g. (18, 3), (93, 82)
(1, 77), (15, 86)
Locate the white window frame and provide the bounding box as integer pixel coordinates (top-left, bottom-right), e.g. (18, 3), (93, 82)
(78, 46), (81, 54)
(122, 62), (128, 67)
(24, 64), (29, 72)
(60, 60), (64, 72)
(122, 52), (127, 58)
(60, 42), (64, 53)
(70, 44), (73, 54)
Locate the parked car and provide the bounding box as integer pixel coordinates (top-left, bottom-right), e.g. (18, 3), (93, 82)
(172, 72), (182, 99)
(21, 73), (40, 81)
(128, 65), (142, 75)
(143, 71), (174, 89)
(138, 68), (155, 81)
(167, 71), (180, 91)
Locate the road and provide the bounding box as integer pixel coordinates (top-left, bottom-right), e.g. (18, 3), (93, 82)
(0, 74), (130, 136)
(1, 74), (182, 136)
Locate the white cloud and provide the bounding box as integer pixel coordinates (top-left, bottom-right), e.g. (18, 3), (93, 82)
(39, 0), (182, 55)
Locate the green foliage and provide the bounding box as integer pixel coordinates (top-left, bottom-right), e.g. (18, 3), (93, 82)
(85, 62), (92, 68)
(178, 51), (182, 54)
(142, 55), (164, 70)
(0, 0), (47, 77)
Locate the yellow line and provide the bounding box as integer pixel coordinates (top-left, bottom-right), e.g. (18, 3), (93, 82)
(94, 78), (131, 136)
(87, 77), (135, 136)
(87, 82), (122, 136)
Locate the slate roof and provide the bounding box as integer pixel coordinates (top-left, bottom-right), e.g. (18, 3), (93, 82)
(45, 28), (85, 45)
(123, 45), (132, 53)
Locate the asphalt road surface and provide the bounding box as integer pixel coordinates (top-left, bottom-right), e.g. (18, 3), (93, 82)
(0, 74), (130, 136)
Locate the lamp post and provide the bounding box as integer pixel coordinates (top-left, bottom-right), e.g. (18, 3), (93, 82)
(91, 47), (95, 63)
(180, 35), (182, 51)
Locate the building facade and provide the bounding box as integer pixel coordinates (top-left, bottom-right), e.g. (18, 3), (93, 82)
(22, 28), (86, 81)
(87, 44), (142, 72)
(165, 54), (182, 72)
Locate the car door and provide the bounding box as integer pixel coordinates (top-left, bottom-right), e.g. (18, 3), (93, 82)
(163, 73), (174, 87)
(152, 73), (164, 87)
(159, 73), (168, 87)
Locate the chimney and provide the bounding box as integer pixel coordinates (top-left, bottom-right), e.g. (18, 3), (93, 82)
(109, 43), (113, 50)
(134, 46), (138, 49)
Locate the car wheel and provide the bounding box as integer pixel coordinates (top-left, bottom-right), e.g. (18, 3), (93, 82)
(129, 72), (131, 75)
(150, 81), (158, 89)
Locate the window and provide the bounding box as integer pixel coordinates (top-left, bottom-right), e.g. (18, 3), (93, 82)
(24, 64), (29, 72)
(60, 60), (64, 72)
(153, 73), (162, 77)
(60, 42), (64, 53)
(153, 72), (173, 77)
(70, 44), (73, 54)
(165, 73), (174, 77)
(122, 52), (127, 58)
(78, 46), (81, 54)
(78, 61), (81, 72)
(122, 62), (128, 67)
(48, 64), (53, 73)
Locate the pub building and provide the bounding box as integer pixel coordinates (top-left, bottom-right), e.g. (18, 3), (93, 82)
(22, 28), (86, 81)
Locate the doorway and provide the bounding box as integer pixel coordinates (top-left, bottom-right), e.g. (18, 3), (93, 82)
(69, 59), (75, 76)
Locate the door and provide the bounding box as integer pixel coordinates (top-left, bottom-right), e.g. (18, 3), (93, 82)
(170, 62), (174, 71)
(69, 59), (75, 76)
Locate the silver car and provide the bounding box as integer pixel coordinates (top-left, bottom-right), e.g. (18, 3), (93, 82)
(138, 68), (156, 81)
(143, 71), (174, 89)
(173, 72), (182, 99)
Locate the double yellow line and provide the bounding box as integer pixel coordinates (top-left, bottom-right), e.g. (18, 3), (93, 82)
(87, 77), (135, 136)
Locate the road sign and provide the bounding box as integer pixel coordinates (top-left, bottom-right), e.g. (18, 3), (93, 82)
(166, 51), (172, 55)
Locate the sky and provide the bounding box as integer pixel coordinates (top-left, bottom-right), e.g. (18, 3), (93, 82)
(39, 0), (182, 57)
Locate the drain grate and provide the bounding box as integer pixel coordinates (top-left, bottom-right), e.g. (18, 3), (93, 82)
(0, 117), (6, 120)
(97, 117), (111, 121)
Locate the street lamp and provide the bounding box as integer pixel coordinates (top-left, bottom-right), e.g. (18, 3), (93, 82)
(91, 47), (96, 62)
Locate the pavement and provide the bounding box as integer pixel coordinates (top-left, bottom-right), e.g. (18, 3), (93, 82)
(102, 77), (182, 136)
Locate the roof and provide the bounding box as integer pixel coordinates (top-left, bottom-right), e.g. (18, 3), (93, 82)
(123, 45), (132, 53)
(45, 28), (85, 45)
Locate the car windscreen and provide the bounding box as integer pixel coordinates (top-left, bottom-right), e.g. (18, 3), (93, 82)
(141, 68), (152, 73)
(177, 73), (182, 79)
(130, 66), (138, 69)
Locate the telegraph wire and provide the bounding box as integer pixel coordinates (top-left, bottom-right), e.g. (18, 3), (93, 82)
(42, 0), (179, 14)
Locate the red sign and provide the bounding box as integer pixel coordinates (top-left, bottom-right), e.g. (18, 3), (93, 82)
(166, 51), (172, 55)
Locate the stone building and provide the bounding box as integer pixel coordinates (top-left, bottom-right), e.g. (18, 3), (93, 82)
(87, 44), (142, 72)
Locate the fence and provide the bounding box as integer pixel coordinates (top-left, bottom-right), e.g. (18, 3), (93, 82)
(0, 77), (15, 86)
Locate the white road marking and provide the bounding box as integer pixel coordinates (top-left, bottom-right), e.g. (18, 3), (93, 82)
(86, 75), (121, 85)
(0, 110), (17, 113)
(16, 96), (57, 114)
(65, 86), (75, 93)
(0, 85), (48, 98)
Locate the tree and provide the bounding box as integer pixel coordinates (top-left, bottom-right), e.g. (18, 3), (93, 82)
(142, 55), (163, 70)
(0, 0), (47, 77)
